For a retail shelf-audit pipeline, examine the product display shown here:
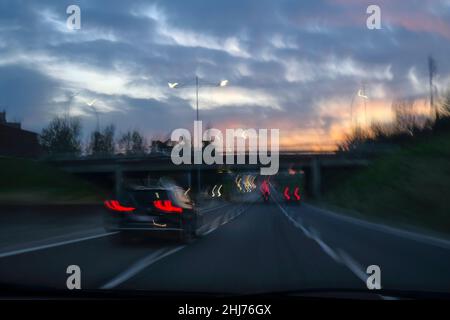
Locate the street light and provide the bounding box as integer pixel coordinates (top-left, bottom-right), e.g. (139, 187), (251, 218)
(167, 75), (229, 197)
(359, 84), (369, 127)
(167, 76), (229, 121)
(358, 89), (368, 99)
(85, 99), (100, 131)
(350, 85), (369, 128)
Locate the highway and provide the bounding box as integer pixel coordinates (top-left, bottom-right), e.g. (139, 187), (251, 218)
(1, 193), (450, 297)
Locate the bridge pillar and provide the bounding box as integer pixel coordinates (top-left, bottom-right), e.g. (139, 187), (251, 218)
(115, 167), (123, 198)
(311, 158), (321, 198)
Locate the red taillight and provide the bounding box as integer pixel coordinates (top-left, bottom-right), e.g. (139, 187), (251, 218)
(294, 187), (301, 201)
(104, 200), (135, 212)
(153, 200), (183, 213)
(283, 187), (290, 200)
(260, 180), (270, 194)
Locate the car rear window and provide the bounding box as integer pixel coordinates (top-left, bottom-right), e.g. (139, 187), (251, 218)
(130, 189), (169, 206)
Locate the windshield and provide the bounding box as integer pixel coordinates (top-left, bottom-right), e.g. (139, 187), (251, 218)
(1, 0), (450, 305)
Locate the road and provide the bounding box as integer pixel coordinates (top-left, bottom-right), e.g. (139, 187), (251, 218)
(1, 193), (450, 296)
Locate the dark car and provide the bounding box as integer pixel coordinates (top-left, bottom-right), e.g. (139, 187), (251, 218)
(103, 185), (200, 243)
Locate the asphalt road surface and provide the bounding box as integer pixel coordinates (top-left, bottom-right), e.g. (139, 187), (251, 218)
(1, 193), (450, 297)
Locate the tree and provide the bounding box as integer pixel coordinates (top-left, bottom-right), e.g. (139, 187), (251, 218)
(392, 99), (417, 134)
(40, 116), (82, 156)
(338, 126), (370, 152)
(118, 130), (147, 155)
(441, 90), (450, 117)
(434, 90), (450, 132)
(370, 122), (391, 142)
(87, 124), (116, 156)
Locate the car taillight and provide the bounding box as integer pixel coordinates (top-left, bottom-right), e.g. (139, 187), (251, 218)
(260, 180), (270, 194)
(283, 187), (290, 200)
(153, 200), (183, 213)
(104, 200), (136, 212)
(294, 187), (301, 201)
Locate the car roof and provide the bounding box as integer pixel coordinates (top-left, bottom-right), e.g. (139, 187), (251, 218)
(125, 185), (179, 192)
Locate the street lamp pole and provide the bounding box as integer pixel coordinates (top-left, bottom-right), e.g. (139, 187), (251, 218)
(67, 91), (80, 119)
(86, 99), (100, 131)
(168, 77), (228, 122)
(168, 76), (228, 199)
(350, 85), (369, 128)
(350, 91), (357, 128)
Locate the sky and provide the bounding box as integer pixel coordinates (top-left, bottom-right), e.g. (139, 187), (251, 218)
(1, 0), (450, 150)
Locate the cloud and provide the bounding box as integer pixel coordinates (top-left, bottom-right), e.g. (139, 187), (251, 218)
(282, 56), (393, 83)
(0, 0), (449, 149)
(133, 3), (250, 58)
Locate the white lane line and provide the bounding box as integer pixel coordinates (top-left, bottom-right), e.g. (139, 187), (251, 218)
(200, 203), (232, 214)
(211, 216), (221, 229)
(277, 200), (397, 300)
(202, 226), (218, 236)
(336, 249), (367, 282)
(0, 231), (119, 259)
(101, 246), (186, 289)
(200, 202), (252, 236)
(102, 201), (252, 289)
(274, 198), (369, 284)
(202, 209), (236, 235)
(225, 210), (232, 223)
(220, 212), (229, 226)
(304, 203), (450, 250)
(309, 227), (341, 263)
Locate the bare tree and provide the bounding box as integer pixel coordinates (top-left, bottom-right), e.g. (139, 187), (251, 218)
(370, 121), (392, 141)
(40, 116), (82, 156)
(87, 124), (116, 156)
(392, 99), (418, 134)
(338, 126), (370, 152)
(441, 90), (450, 117)
(118, 130), (147, 155)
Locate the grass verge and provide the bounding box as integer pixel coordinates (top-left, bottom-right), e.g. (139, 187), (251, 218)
(322, 132), (450, 234)
(0, 157), (105, 205)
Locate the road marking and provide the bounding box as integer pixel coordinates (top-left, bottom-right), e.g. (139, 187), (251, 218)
(310, 227), (341, 262)
(274, 197), (399, 300)
(101, 246), (186, 289)
(0, 231), (119, 259)
(336, 249), (367, 282)
(304, 203), (450, 250)
(200, 202), (253, 236)
(220, 212), (228, 226)
(274, 198), (370, 286)
(202, 226), (218, 236)
(202, 208), (237, 235)
(200, 203), (232, 213)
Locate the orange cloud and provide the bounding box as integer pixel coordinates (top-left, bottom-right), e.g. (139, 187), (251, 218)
(320, 0), (450, 40)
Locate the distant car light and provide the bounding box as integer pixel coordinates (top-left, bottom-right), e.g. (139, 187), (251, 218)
(294, 187), (301, 201)
(260, 180), (270, 195)
(284, 187), (290, 200)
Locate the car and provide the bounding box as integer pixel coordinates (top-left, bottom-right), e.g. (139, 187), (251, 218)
(276, 170), (304, 205)
(260, 179), (270, 202)
(103, 185), (200, 243)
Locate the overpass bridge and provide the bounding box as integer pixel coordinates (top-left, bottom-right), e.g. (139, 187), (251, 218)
(44, 152), (370, 198)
